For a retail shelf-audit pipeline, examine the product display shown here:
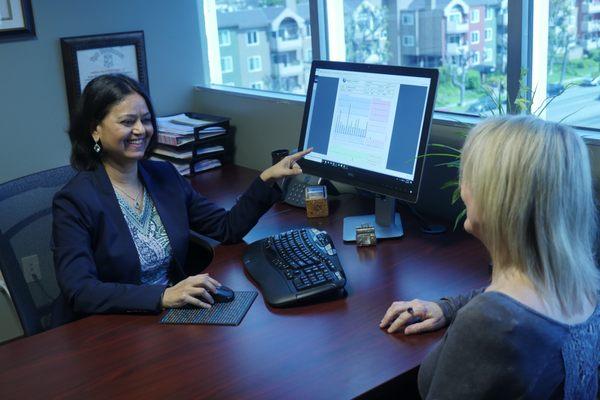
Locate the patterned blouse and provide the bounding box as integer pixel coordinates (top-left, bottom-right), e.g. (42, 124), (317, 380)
(115, 188), (172, 286)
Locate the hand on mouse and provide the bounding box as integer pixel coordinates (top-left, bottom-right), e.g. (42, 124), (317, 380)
(161, 273), (221, 309)
(260, 148), (313, 183)
(379, 299), (446, 335)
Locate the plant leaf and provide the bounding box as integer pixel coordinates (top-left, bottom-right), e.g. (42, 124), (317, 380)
(441, 180), (459, 190)
(435, 160), (461, 168)
(451, 186), (461, 204)
(453, 208), (467, 231)
(429, 143), (462, 153)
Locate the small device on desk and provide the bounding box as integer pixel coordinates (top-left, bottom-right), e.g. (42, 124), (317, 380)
(281, 174), (320, 207)
(243, 228), (346, 307)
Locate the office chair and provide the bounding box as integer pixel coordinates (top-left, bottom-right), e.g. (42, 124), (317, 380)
(0, 165), (76, 337)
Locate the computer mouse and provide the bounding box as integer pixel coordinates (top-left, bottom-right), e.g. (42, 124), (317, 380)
(212, 285), (235, 303)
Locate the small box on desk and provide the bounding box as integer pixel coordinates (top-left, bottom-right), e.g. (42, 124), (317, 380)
(305, 185), (329, 218)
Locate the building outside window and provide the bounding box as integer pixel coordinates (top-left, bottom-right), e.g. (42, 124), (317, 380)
(471, 9), (480, 23)
(471, 31), (480, 44)
(402, 35), (415, 47)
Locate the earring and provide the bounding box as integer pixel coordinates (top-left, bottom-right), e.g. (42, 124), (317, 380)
(93, 141), (101, 154)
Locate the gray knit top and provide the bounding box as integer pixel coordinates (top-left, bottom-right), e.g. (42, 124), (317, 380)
(418, 290), (600, 399)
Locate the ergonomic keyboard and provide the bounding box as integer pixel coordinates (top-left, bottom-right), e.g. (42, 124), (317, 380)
(243, 228), (346, 307)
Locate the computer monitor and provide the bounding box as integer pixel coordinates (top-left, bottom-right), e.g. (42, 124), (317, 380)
(297, 61), (438, 241)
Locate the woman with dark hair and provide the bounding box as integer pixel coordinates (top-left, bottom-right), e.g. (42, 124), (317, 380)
(52, 74), (310, 321)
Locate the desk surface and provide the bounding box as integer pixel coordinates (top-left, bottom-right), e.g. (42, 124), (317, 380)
(0, 165), (489, 399)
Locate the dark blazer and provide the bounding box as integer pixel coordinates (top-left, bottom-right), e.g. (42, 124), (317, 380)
(52, 160), (280, 321)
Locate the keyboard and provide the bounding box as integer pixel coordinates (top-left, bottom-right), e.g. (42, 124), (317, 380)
(243, 228), (346, 307)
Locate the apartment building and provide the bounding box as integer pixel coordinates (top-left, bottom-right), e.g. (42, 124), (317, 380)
(217, 1), (310, 92)
(578, 0), (600, 52)
(397, 0), (504, 73)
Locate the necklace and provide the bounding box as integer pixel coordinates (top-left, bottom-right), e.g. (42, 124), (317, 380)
(113, 183), (144, 212)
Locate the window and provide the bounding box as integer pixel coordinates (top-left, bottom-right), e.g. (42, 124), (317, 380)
(544, 0), (600, 129)
(484, 48), (493, 62)
(448, 12), (462, 23)
(203, 1), (514, 120)
(247, 55), (262, 72)
(251, 81), (264, 90)
(402, 13), (414, 26)
(484, 28), (493, 42)
(402, 35), (415, 47)
(246, 30), (259, 46)
(220, 56), (233, 73)
(218, 30), (230, 47)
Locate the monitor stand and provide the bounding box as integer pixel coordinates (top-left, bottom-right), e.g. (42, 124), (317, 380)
(343, 195), (403, 241)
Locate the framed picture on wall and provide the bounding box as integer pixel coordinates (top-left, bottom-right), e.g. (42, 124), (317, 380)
(60, 30), (149, 115)
(0, 0), (35, 42)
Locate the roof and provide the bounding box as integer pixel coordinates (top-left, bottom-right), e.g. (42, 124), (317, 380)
(217, 3), (309, 30)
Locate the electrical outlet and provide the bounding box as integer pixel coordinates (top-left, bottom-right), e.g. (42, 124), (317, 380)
(21, 255), (41, 283)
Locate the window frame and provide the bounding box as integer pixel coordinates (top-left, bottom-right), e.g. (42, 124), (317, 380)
(220, 56), (233, 74)
(471, 9), (480, 24)
(402, 35), (415, 47)
(218, 30), (231, 47)
(470, 30), (480, 44)
(484, 27), (493, 42)
(246, 30), (259, 46)
(247, 55), (262, 72)
(401, 13), (414, 26)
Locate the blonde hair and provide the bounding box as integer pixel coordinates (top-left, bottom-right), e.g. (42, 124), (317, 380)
(460, 115), (599, 315)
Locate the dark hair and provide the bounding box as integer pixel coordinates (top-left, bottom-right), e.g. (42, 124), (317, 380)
(68, 74), (158, 171)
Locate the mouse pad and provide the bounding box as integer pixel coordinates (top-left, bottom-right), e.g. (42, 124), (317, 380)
(159, 291), (258, 326)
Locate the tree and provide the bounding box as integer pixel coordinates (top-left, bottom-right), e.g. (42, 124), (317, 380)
(446, 49), (476, 106)
(345, 1), (390, 64)
(548, 0), (575, 84)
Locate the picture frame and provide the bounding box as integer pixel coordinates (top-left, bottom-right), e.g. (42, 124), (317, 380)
(0, 0), (36, 42)
(60, 31), (149, 115)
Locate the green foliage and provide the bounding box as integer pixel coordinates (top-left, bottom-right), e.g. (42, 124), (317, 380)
(465, 70), (480, 91)
(345, 3), (390, 64)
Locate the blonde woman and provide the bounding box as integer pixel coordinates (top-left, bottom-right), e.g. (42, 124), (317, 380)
(380, 115), (600, 399)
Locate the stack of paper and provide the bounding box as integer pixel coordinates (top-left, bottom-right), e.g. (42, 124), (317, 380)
(150, 157), (222, 176)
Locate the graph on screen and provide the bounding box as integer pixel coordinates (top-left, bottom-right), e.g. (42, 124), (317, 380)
(327, 78), (399, 170)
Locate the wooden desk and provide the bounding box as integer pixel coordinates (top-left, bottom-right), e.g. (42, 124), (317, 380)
(0, 165), (489, 399)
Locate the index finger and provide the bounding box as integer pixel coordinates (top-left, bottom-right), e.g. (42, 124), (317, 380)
(288, 147), (313, 162)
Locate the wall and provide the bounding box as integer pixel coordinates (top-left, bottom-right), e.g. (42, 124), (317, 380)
(0, 0), (205, 184)
(0, 0), (204, 342)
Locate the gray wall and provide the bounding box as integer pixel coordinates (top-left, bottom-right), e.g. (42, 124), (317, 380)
(0, 0), (205, 184)
(0, 0), (204, 341)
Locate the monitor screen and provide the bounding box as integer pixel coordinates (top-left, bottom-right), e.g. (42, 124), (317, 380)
(298, 61), (438, 203)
